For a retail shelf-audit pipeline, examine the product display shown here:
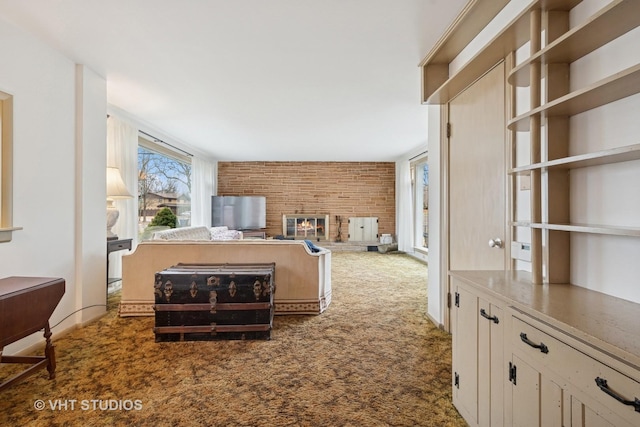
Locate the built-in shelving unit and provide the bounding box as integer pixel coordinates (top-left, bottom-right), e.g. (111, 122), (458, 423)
(506, 0), (640, 283)
(422, 0), (640, 283)
(424, 1), (640, 425)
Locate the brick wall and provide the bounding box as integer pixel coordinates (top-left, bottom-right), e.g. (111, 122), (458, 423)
(217, 162), (395, 241)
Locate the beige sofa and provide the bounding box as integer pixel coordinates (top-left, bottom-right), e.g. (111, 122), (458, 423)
(118, 228), (331, 317)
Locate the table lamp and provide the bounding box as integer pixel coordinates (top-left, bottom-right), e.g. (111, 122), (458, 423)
(106, 167), (133, 240)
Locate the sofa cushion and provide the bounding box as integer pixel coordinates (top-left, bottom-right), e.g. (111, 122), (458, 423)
(210, 226), (243, 240)
(152, 226), (212, 241)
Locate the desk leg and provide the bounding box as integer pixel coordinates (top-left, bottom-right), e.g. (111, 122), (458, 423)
(0, 323), (57, 390)
(44, 322), (56, 380)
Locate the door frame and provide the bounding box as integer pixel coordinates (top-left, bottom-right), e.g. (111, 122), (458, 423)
(439, 59), (513, 332)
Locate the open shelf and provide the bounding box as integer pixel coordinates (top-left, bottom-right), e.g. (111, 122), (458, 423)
(508, 0), (640, 86)
(0, 226), (23, 243)
(509, 143), (640, 174)
(510, 221), (640, 237)
(508, 63), (640, 131)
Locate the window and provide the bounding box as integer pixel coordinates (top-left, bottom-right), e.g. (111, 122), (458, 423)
(421, 162), (429, 248)
(138, 136), (192, 232)
(411, 158), (428, 250)
(0, 91), (17, 242)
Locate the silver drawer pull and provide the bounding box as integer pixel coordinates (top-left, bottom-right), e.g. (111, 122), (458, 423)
(519, 332), (549, 354)
(595, 377), (640, 413)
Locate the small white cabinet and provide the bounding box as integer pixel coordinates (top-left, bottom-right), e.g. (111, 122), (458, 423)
(348, 217), (378, 241)
(451, 277), (504, 427)
(451, 280), (479, 424)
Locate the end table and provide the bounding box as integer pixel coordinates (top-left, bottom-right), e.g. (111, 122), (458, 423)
(107, 238), (132, 298)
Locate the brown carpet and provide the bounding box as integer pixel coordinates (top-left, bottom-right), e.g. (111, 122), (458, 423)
(0, 251), (465, 426)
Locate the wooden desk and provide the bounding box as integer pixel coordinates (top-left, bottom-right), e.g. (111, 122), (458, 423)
(0, 276), (65, 391)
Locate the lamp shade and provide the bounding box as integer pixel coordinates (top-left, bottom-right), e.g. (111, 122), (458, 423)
(106, 167), (133, 199)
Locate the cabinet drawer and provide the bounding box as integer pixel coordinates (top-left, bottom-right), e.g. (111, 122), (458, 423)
(511, 316), (565, 372)
(512, 316), (640, 425)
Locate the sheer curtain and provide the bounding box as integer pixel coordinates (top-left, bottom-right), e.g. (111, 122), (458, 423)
(107, 116), (139, 276)
(191, 156), (217, 227)
(396, 160), (414, 253)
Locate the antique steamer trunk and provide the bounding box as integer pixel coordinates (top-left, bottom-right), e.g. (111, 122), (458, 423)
(153, 263), (274, 341)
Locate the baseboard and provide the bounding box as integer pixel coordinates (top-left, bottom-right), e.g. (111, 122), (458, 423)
(426, 311), (445, 331)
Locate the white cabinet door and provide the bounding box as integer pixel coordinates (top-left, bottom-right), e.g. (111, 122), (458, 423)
(479, 298), (504, 427)
(510, 354), (541, 427)
(348, 217), (378, 241)
(452, 283), (479, 425)
(452, 278), (505, 427)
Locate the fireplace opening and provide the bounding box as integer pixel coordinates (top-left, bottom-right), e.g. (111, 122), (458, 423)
(282, 214), (329, 240)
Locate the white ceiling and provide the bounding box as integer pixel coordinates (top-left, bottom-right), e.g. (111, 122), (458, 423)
(0, 0), (466, 161)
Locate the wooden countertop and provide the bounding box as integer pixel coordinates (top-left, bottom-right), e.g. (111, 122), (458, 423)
(450, 270), (640, 370)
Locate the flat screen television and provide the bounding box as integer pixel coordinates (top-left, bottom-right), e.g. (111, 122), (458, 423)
(211, 196), (266, 230)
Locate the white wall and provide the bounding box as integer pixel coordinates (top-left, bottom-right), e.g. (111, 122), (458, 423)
(76, 64), (109, 324)
(0, 17), (106, 354)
